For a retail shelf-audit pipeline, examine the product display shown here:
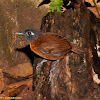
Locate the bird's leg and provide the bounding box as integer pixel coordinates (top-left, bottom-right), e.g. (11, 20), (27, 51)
(49, 60), (60, 98)
(36, 59), (47, 73)
(49, 60), (60, 82)
(36, 59), (47, 69)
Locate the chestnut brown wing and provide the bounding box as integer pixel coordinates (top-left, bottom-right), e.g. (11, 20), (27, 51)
(36, 33), (72, 56)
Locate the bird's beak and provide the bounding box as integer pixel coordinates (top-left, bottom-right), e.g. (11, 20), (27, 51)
(15, 32), (24, 35)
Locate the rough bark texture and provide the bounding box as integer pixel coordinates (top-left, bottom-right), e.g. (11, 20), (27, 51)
(32, 3), (100, 100)
(0, 0), (48, 70)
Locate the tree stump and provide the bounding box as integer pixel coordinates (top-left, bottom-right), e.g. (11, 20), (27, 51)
(32, 3), (100, 100)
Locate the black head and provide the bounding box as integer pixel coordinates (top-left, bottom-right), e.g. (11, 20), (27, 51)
(15, 28), (41, 41)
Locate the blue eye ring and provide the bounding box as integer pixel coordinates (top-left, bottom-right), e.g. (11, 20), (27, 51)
(25, 31), (35, 36)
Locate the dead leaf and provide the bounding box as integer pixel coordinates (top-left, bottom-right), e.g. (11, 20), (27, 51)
(88, 7), (100, 19)
(6, 63), (33, 78)
(6, 78), (32, 89)
(0, 69), (5, 93)
(0, 78), (32, 98)
(85, 0), (100, 7)
(16, 80), (33, 100)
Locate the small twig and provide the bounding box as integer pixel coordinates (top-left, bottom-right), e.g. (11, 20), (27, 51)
(93, 0), (100, 18)
(3, 72), (33, 81)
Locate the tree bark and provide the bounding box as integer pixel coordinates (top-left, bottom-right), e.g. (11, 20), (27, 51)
(32, 3), (100, 100)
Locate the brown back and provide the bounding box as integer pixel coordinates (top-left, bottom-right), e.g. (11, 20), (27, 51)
(30, 33), (72, 60)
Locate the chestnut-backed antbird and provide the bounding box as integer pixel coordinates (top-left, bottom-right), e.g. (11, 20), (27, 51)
(15, 28), (85, 98)
(15, 28), (85, 60)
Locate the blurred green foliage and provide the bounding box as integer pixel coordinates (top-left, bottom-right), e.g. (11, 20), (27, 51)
(49, 0), (63, 14)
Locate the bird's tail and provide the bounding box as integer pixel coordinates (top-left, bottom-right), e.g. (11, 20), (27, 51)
(70, 43), (86, 55)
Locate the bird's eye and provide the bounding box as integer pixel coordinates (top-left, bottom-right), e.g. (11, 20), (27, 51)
(25, 31), (34, 36)
(28, 32), (31, 35)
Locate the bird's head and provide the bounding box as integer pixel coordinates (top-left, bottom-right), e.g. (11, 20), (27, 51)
(15, 28), (41, 41)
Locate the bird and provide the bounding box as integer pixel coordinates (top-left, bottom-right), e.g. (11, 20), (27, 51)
(15, 28), (85, 61)
(15, 28), (86, 98)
